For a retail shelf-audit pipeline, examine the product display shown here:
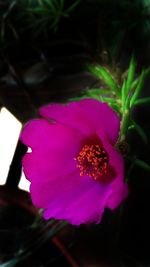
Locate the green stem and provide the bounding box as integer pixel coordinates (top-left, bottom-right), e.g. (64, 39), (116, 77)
(119, 110), (130, 141)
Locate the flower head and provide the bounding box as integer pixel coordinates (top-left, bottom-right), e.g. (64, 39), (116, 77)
(20, 99), (128, 225)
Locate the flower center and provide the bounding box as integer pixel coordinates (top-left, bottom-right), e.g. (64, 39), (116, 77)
(75, 144), (109, 181)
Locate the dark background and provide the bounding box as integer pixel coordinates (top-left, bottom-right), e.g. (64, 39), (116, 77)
(0, 1), (150, 266)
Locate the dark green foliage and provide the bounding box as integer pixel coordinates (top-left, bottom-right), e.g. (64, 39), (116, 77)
(0, 0), (81, 40)
(0, 0), (150, 63)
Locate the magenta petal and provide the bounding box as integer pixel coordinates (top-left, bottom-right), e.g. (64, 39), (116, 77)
(20, 98), (127, 225)
(39, 99), (120, 144)
(20, 119), (50, 148)
(21, 119), (84, 183)
(20, 119), (84, 151)
(106, 182), (128, 210)
(97, 129), (128, 210)
(26, 152), (112, 224)
(41, 174), (111, 225)
(22, 150), (76, 184)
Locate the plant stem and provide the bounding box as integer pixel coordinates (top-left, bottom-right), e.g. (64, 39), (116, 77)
(119, 110), (130, 141)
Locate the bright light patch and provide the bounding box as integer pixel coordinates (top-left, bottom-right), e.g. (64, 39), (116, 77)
(0, 107), (22, 185)
(18, 148), (31, 192)
(18, 171), (30, 192)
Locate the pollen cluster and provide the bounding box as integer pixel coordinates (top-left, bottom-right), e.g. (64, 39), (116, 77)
(75, 144), (109, 181)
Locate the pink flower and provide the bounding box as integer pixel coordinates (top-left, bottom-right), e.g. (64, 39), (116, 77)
(20, 99), (128, 225)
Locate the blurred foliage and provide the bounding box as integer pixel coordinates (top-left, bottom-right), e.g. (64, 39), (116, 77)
(86, 56), (150, 143)
(0, 203), (68, 267)
(84, 56), (150, 173)
(0, 0), (150, 130)
(18, 0), (81, 34)
(0, 0), (150, 64)
(0, 0), (80, 39)
(0, 2), (150, 267)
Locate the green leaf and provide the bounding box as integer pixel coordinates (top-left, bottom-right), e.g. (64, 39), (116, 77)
(131, 76), (140, 90)
(69, 96), (86, 101)
(27, 7), (47, 14)
(99, 96), (118, 104)
(128, 124), (134, 130)
(99, 88), (112, 95)
(121, 79), (127, 107)
(127, 156), (150, 172)
(132, 121), (148, 144)
(99, 96), (121, 113)
(87, 65), (120, 96)
(0, 259), (19, 267)
(134, 159), (150, 171)
(2, 0), (17, 20)
(44, 0), (56, 10)
(86, 88), (101, 95)
(134, 97), (150, 106)
(120, 80), (129, 113)
(107, 103), (121, 114)
(126, 55), (136, 95)
(131, 68), (150, 90)
(65, 0), (81, 13)
(86, 91), (98, 98)
(130, 69), (148, 107)
(86, 88), (112, 98)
